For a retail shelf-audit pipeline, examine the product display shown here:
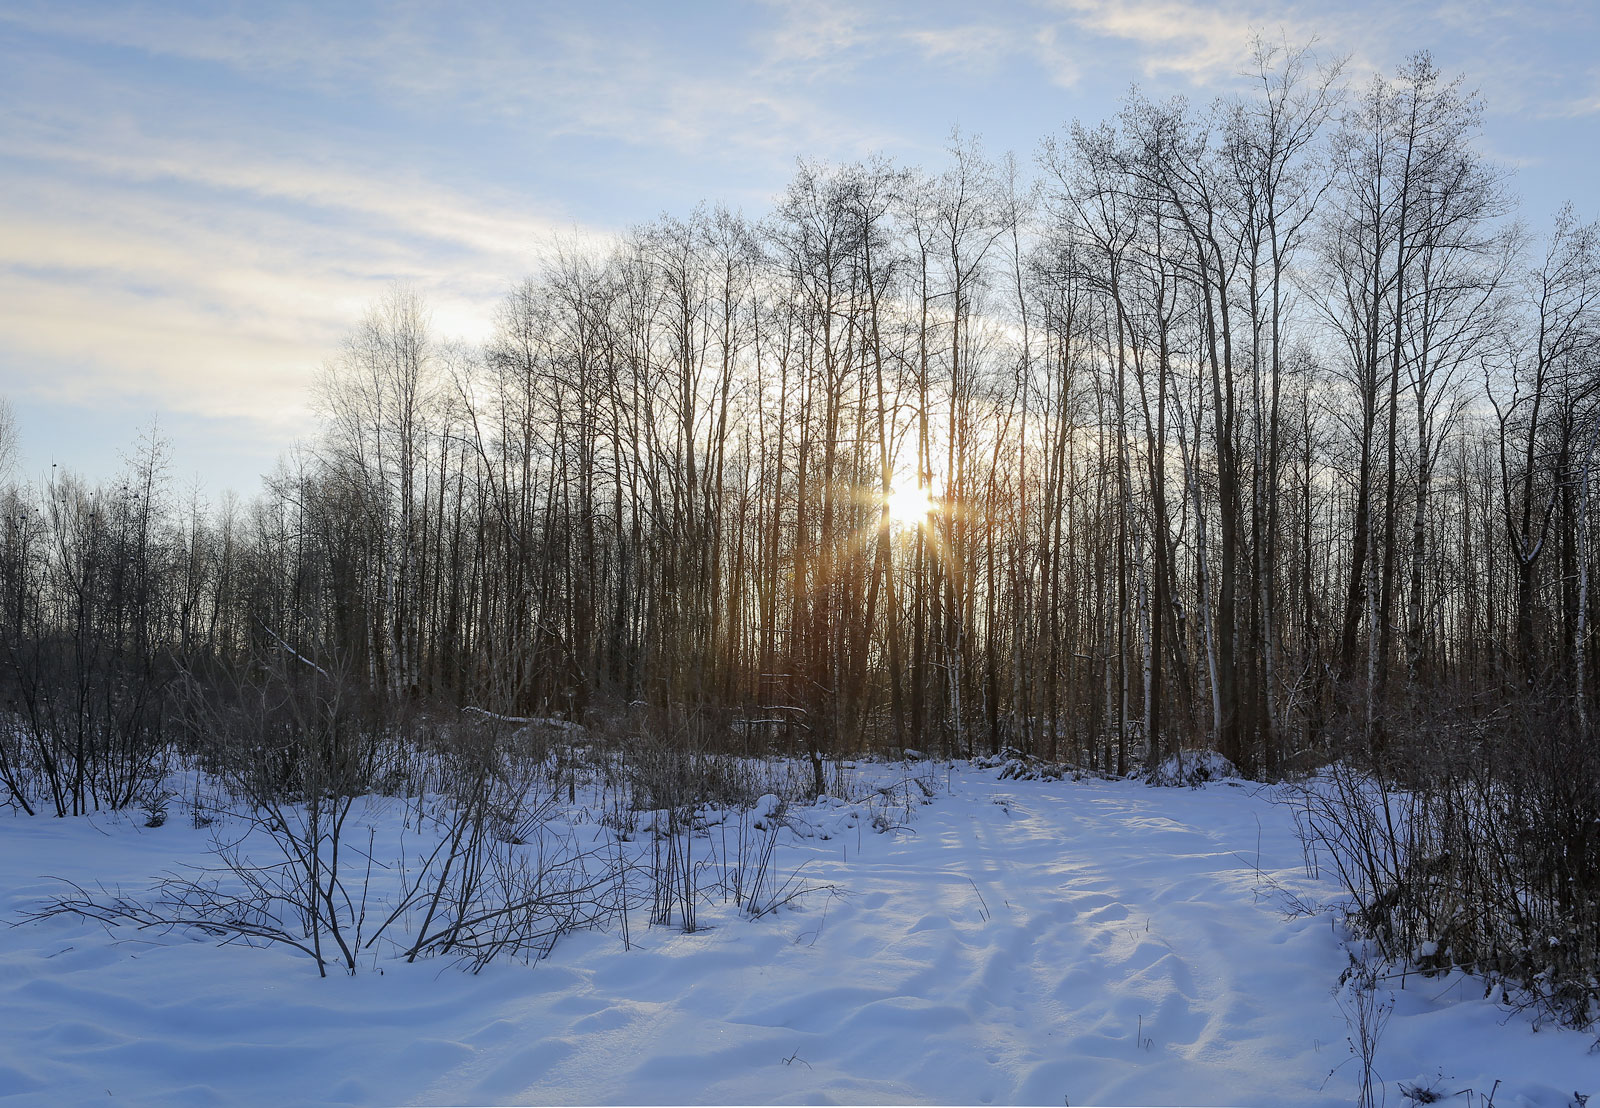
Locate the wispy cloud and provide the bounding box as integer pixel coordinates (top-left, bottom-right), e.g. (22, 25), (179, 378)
(1556, 94), (1600, 119)
(1052, 0), (1292, 82)
(1, 0), (1594, 490)
(1029, 24), (1085, 89)
(1533, 65), (1600, 120)
(0, 126), (597, 439)
(2, 137), (578, 261)
(3, 3), (879, 165)
(0, 1), (913, 488)
(758, 0), (879, 70)
(905, 24), (1015, 71)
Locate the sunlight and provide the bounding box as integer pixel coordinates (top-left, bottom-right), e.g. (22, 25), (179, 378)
(885, 485), (936, 528)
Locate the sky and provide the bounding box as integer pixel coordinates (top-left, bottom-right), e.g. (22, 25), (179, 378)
(2, 0), (1597, 497)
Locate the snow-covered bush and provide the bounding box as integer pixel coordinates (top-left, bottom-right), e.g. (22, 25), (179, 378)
(1147, 750), (1240, 788)
(972, 747), (1071, 781)
(1291, 700), (1600, 1032)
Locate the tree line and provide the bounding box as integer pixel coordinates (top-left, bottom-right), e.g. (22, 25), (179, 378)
(3, 43), (1598, 816)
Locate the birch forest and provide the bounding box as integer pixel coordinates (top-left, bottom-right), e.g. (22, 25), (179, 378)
(4, 45), (1598, 815)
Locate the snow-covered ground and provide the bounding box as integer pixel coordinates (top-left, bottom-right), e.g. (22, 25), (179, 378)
(1, 762), (1595, 1106)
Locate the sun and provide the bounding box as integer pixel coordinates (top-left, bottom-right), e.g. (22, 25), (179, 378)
(885, 485), (936, 528)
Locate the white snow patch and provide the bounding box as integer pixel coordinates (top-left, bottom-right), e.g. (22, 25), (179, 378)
(0, 766), (1593, 1106)
(1148, 749), (1241, 787)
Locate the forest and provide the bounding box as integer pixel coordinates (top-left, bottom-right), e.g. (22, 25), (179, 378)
(2, 43), (1599, 1028)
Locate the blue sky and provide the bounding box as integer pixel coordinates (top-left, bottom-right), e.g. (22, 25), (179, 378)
(2, 0), (1597, 495)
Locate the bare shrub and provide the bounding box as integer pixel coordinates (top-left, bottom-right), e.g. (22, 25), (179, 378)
(1293, 695), (1600, 1030)
(30, 666), (627, 976)
(1336, 947), (1393, 1108)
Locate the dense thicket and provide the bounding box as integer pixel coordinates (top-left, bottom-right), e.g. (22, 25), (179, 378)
(2, 45), (1598, 818)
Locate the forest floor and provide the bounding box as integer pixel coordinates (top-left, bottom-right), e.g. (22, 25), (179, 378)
(1, 761), (1595, 1107)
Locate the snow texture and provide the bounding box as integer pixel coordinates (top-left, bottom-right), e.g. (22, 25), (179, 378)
(1, 764), (1594, 1106)
(1146, 750), (1241, 788)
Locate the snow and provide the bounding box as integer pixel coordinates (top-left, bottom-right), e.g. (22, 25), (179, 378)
(1, 763), (1595, 1106)
(1146, 750), (1241, 788)
(459, 708), (588, 735)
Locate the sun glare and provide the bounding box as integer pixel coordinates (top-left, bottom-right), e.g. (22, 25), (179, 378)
(885, 485), (936, 527)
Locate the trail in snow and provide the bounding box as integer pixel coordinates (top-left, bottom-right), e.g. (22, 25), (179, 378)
(442, 777), (1350, 1106)
(1, 766), (1595, 1106)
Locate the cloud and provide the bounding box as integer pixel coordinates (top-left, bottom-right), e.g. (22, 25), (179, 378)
(0, 2), (903, 482)
(1039, 0), (1409, 91)
(1052, 0), (1284, 82)
(905, 24), (1013, 70)
(3, 2), (878, 167)
(1536, 65), (1600, 119)
(1035, 0), (1593, 140)
(1557, 94), (1600, 119)
(4, 0), (1594, 494)
(0, 124), (602, 441)
(1030, 24), (1085, 89)
(757, 0), (878, 70)
(1, 132), (580, 262)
